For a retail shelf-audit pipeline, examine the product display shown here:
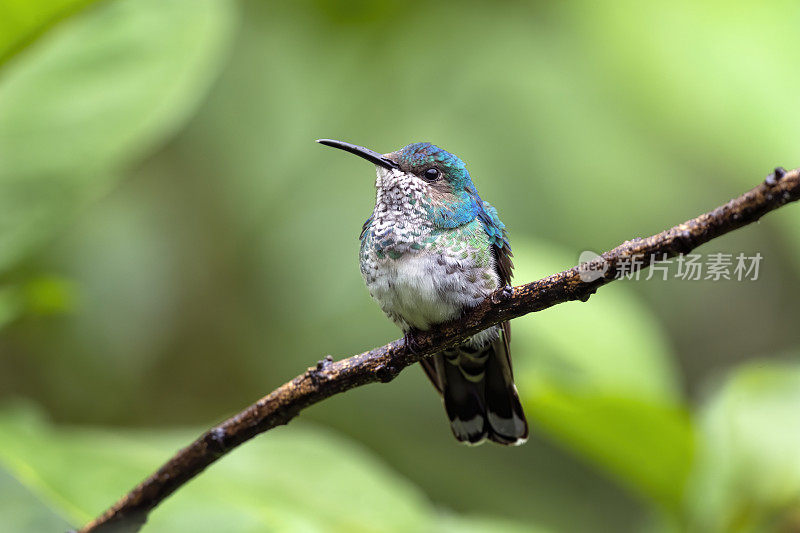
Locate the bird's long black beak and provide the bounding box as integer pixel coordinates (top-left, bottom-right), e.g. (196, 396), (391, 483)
(316, 139), (399, 170)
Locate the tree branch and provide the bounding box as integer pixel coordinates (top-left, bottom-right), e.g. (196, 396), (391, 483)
(78, 167), (800, 533)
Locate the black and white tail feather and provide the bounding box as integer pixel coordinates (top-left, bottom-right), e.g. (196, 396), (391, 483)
(420, 321), (528, 446)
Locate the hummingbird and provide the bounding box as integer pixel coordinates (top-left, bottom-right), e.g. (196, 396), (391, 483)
(318, 139), (528, 446)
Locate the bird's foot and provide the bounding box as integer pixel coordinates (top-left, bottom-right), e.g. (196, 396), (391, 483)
(491, 284), (514, 304)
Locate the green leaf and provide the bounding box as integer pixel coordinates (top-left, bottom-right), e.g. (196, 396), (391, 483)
(531, 389), (693, 514)
(511, 239), (694, 512)
(0, 406), (431, 532)
(0, 405), (541, 533)
(0, 466), (71, 531)
(686, 359), (800, 532)
(0, 0), (102, 68)
(0, 0), (235, 273)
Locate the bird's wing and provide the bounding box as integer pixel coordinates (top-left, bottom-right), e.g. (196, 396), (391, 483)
(477, 198), (514, 287)
(359, 214), (373, 240)
(477, 198), (514, 362)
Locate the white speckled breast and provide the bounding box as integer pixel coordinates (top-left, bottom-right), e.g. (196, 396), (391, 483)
(360, 168), (500, 333)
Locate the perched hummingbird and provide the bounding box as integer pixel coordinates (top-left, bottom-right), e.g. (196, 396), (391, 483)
(318, 139), (528, 446)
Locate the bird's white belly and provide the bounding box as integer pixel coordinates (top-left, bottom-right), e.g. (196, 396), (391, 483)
(365, 251), (488, 331)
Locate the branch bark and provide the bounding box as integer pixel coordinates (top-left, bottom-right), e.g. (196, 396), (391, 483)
(78, 167), (800, 533)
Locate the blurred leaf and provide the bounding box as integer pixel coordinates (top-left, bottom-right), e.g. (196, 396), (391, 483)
(0, 0), (235, 273)
(0, 406), (431, 531)
(512, 239), (693, 512)
(0, 466), (71, 531)
(0, 405), (539, 532)
(686, 359), (800, 532)
(531, 388), (692, 515)
(0, 0), (101, 68)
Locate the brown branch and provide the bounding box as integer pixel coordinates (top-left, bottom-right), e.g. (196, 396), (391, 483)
(78, 167), (800, 533)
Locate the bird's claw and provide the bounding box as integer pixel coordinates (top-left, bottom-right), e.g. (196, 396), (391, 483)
(491, 284), (514, 304)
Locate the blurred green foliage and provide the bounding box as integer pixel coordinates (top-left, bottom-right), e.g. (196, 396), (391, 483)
(0, 405), (538, 532)
(687, 361), (800, 532)
(1, 0), (800, 532)
(0, 0), (233, 272)
(0, 0), (99, 67)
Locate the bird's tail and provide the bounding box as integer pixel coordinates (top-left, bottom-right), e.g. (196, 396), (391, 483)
(422, 325), (528, 445)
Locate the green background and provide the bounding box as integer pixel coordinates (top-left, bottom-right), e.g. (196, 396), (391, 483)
(1, 1), (799, 531)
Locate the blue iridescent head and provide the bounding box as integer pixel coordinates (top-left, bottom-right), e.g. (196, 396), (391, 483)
(393, 142), (472, 189)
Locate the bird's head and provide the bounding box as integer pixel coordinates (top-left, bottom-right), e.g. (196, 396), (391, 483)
(317, 139), (480, 228)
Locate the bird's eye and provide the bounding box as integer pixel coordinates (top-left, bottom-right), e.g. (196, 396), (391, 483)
(423, 168), (441, 181)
